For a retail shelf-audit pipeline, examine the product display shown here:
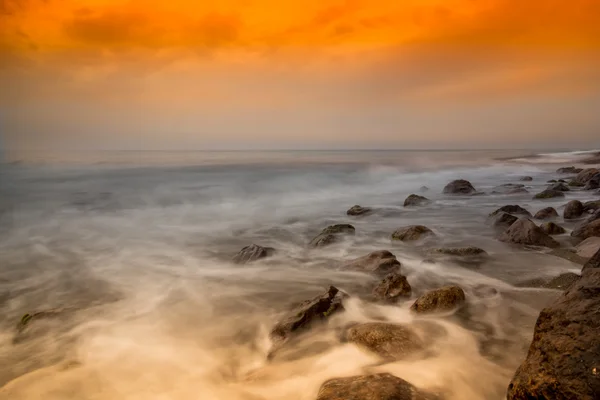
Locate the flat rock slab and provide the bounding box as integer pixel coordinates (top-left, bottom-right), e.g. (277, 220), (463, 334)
(576, 237), (600, 258)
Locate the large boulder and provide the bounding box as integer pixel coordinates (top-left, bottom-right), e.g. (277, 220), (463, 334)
(533, 207), (558, 220)
(443, 179), (476, 195)
(571, 218), (600, 241)
(489, 205), (532, 218)
(316, 373), (434, 400)
(347, 205), (372, 216)
(556, 166), (582, 174)
(576, 237), (600, 259)
(410, 285), (466, 314)
(506, 250), (600, 399)
(564, 200), (584, 220)
(499, 218), (560, 248)
(571, 167), (599, 186)
(491, 212), (519, 228)
(345, 323), (425, 360)
(547, 182), (570, 192)
(533, 190), (565, 200)
(309, 224), (355, 247)
(540, 222), (566, 235)
(373, 273), (412, 302)
(232, 244), (275, 264)
(584, 173), (600, 190)
(340, 250), (401, 276)
(270, 286), (345, 348)
(403, 194), (430, 207)
(391, 225), (434, 242)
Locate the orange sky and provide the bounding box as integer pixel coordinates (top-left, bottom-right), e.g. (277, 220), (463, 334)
(2, 0), (600, 149)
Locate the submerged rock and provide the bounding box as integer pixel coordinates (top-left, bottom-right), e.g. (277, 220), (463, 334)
(347, 205), (372, 216)
(583, 200), (600, 212)
(373, 273), (412, 302)
(520, 176), (533, 181)
(419, 186), (429, 192)
(309, 224), (356, 247)
(391, 225), (434, 242)
(429, 247), (487, 257)
(410, 285), (466, 314)
(489, 205), (532, 218)
(345, 323), (425, 360)
(563, 200), (584, 220)
(491, 184), (528, 195)
(547, 182), (570, 192)
(556, 166), (582, 174)
(499, 218), (560, 248)
(533, 207), (558, 220)
(491, 212), (519, 228)
(340, 250), (401, 276)
(403, 194), (430, 207)
(571, 218), (600, 241)
(533, 190), (565, 200)
(539, 222), (566, 235)
(516, 272), (580, 291)
(443, 179), (476, 195)
(548, 249), (588, 265)
(232, 244), (275, 264)
(316, 373), (434, 400)
(507, 250), (600, 399)
(568, 180), (585, 187)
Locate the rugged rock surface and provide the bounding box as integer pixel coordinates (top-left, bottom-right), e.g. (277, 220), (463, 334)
(556, 166), (582, 174)
(506, 250), (600, 400)
(584, 173), (600, 190)
(533, 207), (558, 220)
(492, 212), (519, 228)
(563, 200), (584, 220)
(373, 273), (412, 302)
(316, 373), (435, 400)
(309, 224), (356, 247)
(347, 205), (373, 216)
(391, 225), (434, 242)
(404, 194), (431, 207)
(232, 244), (275, 264)
(345, 323), (425, 360)
(583, 200), (600, 212)
(410, 285), (466, 314)
(520, 176), (533, 181)
(499, 218), (560, 248)
(270, 286), (345, 348)
(571, 167), (599, 186)
(516, 272), (580, 291)
(540, 222), (566, 235)
(571, 218), (600, 241)
(442, 179), (476, 195)
(576, 237), (600, 259)
(568, 180), (585, 187)
(489, 205), (532, 218)
(533, 190), (565, 199)
(340, 250), (401, 276)
(547, 182), (570, 192)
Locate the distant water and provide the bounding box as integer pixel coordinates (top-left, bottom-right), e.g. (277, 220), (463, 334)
(0, 149), (597, 399)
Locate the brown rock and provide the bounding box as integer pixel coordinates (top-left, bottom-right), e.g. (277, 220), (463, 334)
(563, 200), (584, 220)
(410, 285), (466, 314)
(429, 246), (487, 257)
(404, 194), (431, 207)
(232, 244), (275, 264)
(309, 224), (356, 247)
(499, 218), (560, 248)
(345, 323), (425, 360)
(492, 212), (518, 228)
(489, 205), (532, 218)
(583, 200), (600, 212)
(443, 179), (476, 195)
(576, 237), (600, 259)
(533, 190), (565, 199)
(391, 225), (434, 241)
(533, 207), (558, 220)
(556, 166), (582, 174)
(572, 167), (599, 185)
(347, 205), (372, 216)
(316, 373), (435, 400)
(373, 273), (412, 302)
(341, 250), (401, 276)
(540, 222), (566, 235)
(571, 219), (600, 241)
(547, 182), (570, 192)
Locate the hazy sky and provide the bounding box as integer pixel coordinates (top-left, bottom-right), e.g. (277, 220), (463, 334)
(1, 0), (600, 150)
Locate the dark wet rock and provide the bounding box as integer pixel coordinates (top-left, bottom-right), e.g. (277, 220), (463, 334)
(309, 224), (356, 247)
(442, 179), (476, 195)
(533, 189), (565, 200)
(489, 205), (532, 218)
(547, 179), (557, 183)
(345, 323), (425, 360)
(515, 272), (580, 291)
(491, 212), (519, 229)
(533, 207), (558, 220)
(270, 286), (346, 347)
(571, 218), (600, 241)
(391, 225), (434, 242)
(232, 244), (275, 264)
(340, 250), (401, 276)
(563, 200), (584, 220)
(419, 186), (429, 192)
(548, 249), (588, 265)
(346, 205), (372, 216)
(570, 167), (599, 186)
(373, 273), (412, 302)
(585, 209), (600, 224)
(506, 255), (600, 400)
(568, 180), (585, 187)
(316, 373), (435, 400)
(499, 218), (559, 248)
(410, 285), (466, 314)
(558, 179), (567, 183)
(403, 194), (431, 207)
(584, 173), (600, 190)
(540, 222), (566, 235)
(547, 182), (570, 192)
(576, 237), (600, 259)
(429, 246), (487, 257)
(520, 176), (533, 181)
(583, 200), (600, 212)
(556, 166), (583, 174)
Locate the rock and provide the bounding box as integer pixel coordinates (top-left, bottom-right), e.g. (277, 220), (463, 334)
(547, 179), (557, 183)
(575, 237), (600, 259)
(506, 253), (600, 399)
(520, 176), (533, 181)
(543, 272), (580, 290)
(270, 286), (345, 347)
(419, 186), (429, 192)
(571, 218), (600, 241)
(492, 212), (519, 228)
(232, 244), (275, 264)
(340, 250), (401, 276)
(499, 218), (560, 248)
(584, 173), (600, 190)
(429, 246), (487, 257)
(540, 222), (566, 235)
(547, 182), (570, 192)
(533, 190), (565, 199)
(571, 167), (599, 185)
(568, 180), (585, 187)
(345, 323), (425, 360)
(316, 373), (434, 400)
(391, 225), (434, 242)
(533, 207), (558, 220)
(403, 194), (430, 207)
(410, 286), (466, 314)
(491, 184), (529, 195)
(309, 224), (356, 247)
(558, 179), (567, 183)
(347, 205), (372, 216)
(582, 247), (600, 272)
(563, 200), (584, 220)
(489, 205), (532, 218)
(373, 273), (412, 302)
(583, 200), (600, 212)
(556, 166), (582, 174)
(548, 249), (588, 265)
(442, 179), (476, 195)
(585, 209), (600, 224)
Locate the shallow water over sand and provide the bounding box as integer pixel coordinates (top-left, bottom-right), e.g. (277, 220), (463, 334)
(0, 150), (597, 399)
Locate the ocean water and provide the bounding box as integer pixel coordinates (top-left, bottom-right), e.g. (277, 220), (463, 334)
(0, 149), (597, 399)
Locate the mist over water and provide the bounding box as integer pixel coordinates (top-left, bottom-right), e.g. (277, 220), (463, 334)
(0, 150), (596, 399)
